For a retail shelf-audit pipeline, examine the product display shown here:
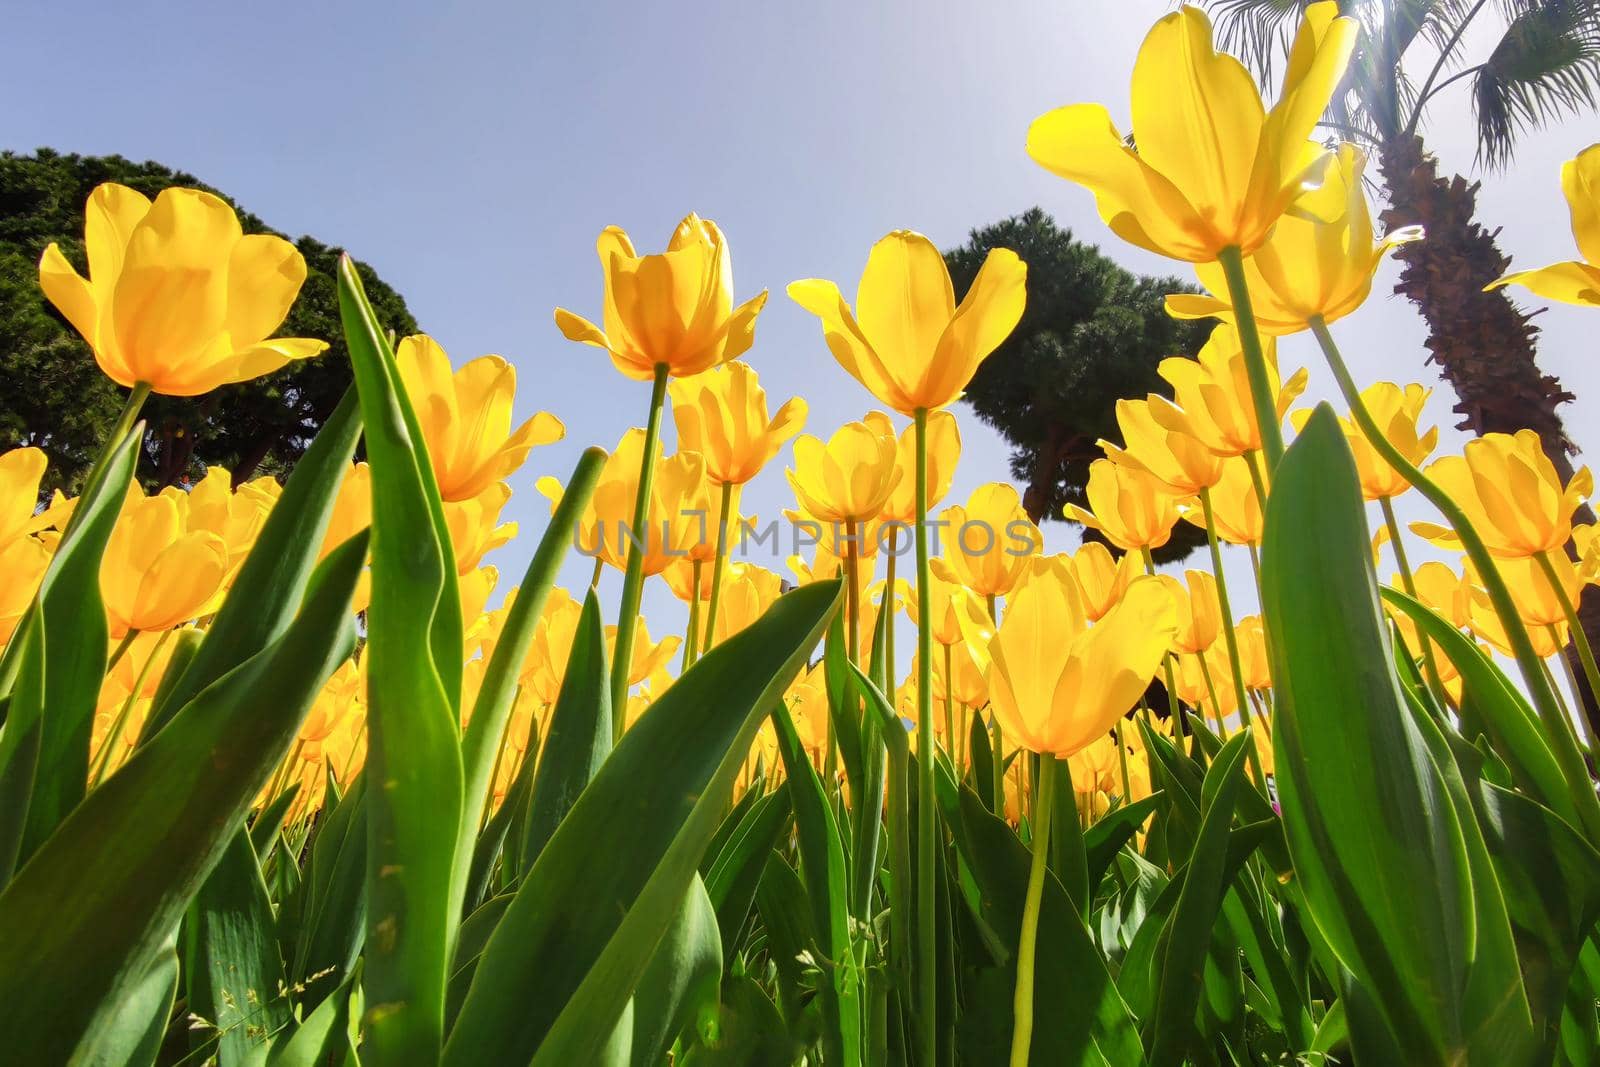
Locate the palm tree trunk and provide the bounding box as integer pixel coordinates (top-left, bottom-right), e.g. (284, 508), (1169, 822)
(1378, 133), (1600, 747)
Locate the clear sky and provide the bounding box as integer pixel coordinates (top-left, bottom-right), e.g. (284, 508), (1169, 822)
(8, 1), (1597, 664)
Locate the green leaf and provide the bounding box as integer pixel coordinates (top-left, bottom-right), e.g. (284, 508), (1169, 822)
(0, 421), (137, 879)
(772, 698), (863, 1067)
(518, 590), (612, 876)
(630, 875), (721, 1067)
(75, 935), (179, 1067)
(1382, 586), (1581, 827)
(266, 969), (359, 1067)
(0, 532), (363, 1062)
(944, 784), (1145, 1065)
(459, 446), (606, 864)
(184, 830), (291, 1066)
(1082, 792), (1163, 896)
(442, 580), (840, 1067)
(290, 777), (368, 1011)
(1263, 404), (1533, 1065)
(704, 784), (792, 962)
(142, 387), (363, 740)
(1144, 731), (1252, 1067)
(339, 254), (464, 1064)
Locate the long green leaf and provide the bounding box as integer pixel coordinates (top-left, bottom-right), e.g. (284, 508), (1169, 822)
(0, 421), (137, 877)
(339, 254), (464, 1064)
(142, 387), (363, 740)
(443, 580), (840, 1066)
(1263, 404), (1533, 1064)
(0, 532), (363, 1061)
(630, 875), (721, 1067)
(518, 589), (612, 875)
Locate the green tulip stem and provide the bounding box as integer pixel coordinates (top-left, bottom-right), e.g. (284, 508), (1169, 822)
(1537, 551), (1600, 756)
(1547, 630), (1583, 725)
(1116, 720), (1132, 803)
(1009, 754), (1057, 1067)
(1198, 486), (1264, 784)
(943, 642), (956, 771)
(988, 593), (1005, 810)
(682, 561), (703, 672)
(701, 480), (736, 655)
(611, 364), (670, 737)
(1309, 315), (1600, 836)
(884, 529), (899, 701)
(1379, 495), (1450, 709)
(913, 407), (937, 1067)
(1217, 246), (1285, 472)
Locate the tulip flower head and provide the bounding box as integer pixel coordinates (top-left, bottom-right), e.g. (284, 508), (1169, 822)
(1166, 144), (1423, 332)
(0, 447), (52, 546)
(1065, 459), (1183, 552)
(555, 214), (768, 380)
(669, 361), (807, 486)
(930, 482), (1042, 598)
(786, 416), (901, 525)
(1061, 542), (1139, 623)
(788, 230), (1027, 416)
(1412, 430), (1592, 560)
(1102, 395), (1224, 496)
(1291, 383), (1437, 502)
(1154, 324), (1307, 459)
(394, 334), (563, 502)
(1183, 455), (1264, 547)
(1026, 3), (1357, 263)
(39, 184), (327, 395)
(1489, 143), (1600, 307)
(443, 482), (518, 574)
(985, 575), (1177, 757)
(101, 486), (230, 636)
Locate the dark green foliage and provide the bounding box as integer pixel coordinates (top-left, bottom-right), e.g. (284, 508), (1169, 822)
(0, 149), (418, 494)
(943, 208), (1213, 562)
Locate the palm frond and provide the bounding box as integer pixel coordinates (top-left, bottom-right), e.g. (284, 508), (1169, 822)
(1473, 0), (1600, 166)
(1208, 0), (1306, 82)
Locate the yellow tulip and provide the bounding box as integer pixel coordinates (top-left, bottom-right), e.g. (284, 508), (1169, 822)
(1411, 430), (1592, 559)
(1291, 383), (1437, 502)
(1025, 3), (1355, 263)
(1474, 554), (1582, 632)
(101, 487), (229, 636)
(1160, 570), (1222, 655)
(786, 664), (831, 765)
(1061, 543), (1138, 623)
(520, 588), (584, 706)
(0, 537), (50, 644)
(1183, 455), (1264, 547)
(1103, 396), (1224, 495)
(931, 633), (990, 709)
(39, 184), (327, 395)
(443, 482), (517, 574)
(182, 467), (278, 579)
(580, 431), (710, 575)
(607, 620), (681, 688)
(786, 416), (901, 525)
(788, 230), (1027, 416)
(1166, 144), (1422, 332)
(1065, 459), (1183, 552)
(1176, 644), (1237, 723)
(930, 483), (1042, 598)
(1069, 736), (1121, 798)
(1384, 561), (1470, 699)
(0, 447), (51, 546)
(394, 334), (563, 502)
(457, 565), (499, 642)
(318, 462), (372, 558)
(1489, 143), (1600, 307)
(1154, 324), (1307, 458)
(1234, 615), (1272, 692)
(881, 409), (961, 523)
(555, 214), (768, 380)
(906, 569), (992, 647)
(1469, 576), (1568, 659)
(985, 575), (1177, 757)
(669, 361), (807, 485)
(709, 565), (785, 646)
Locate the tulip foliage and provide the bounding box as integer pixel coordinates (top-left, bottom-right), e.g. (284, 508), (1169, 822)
(5, 5), (1600, 1066)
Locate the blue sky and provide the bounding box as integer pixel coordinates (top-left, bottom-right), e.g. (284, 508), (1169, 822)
(9, 0), (1597, 669)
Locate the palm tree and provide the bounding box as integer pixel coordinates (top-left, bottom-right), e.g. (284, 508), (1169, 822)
(1210, 0), (1600, 734)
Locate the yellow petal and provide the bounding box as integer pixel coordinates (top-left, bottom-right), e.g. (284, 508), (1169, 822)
(855, 231), (955, 374)
(1488, 261), (1600, 308)
(225, 233), (308, 344)
(928, 248), (1027, 409)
